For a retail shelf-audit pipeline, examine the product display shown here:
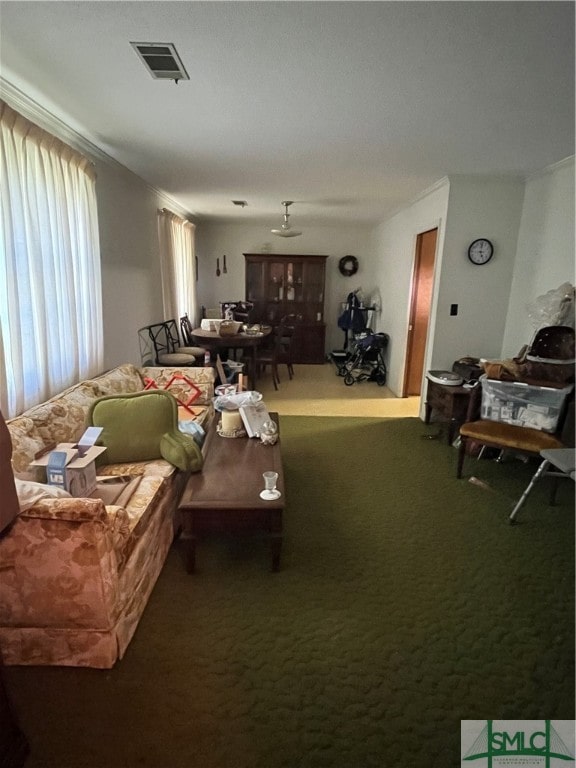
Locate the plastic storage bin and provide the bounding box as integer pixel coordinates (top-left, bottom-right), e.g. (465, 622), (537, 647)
(480, 375), (573, 433)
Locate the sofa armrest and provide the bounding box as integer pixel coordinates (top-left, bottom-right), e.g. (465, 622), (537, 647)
(0, 497), (131, 630)
(18, 496), (113, 523)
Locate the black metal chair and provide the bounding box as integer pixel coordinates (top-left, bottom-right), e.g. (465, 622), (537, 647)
(138, 320), (204, 367)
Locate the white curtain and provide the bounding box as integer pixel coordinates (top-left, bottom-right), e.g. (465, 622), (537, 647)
(157, 208), (197, 325)
(0, 101), (103, 417)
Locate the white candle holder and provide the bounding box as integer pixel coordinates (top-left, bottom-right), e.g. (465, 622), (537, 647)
(260, 471), (281, 500)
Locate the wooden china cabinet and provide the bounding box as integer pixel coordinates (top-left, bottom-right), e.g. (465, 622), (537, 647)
(244, 253), (328, 364)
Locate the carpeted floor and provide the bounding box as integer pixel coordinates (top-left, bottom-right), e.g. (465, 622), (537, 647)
(5, 416), (575, 768)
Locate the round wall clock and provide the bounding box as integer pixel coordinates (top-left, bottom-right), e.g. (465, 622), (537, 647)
(467, 238), (494, 265)
(338, 255), (359, 276)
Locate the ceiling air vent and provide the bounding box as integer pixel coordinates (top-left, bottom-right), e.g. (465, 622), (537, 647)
(131, 42), (189, 82)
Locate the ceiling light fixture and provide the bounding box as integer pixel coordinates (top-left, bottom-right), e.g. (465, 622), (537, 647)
(271, 201), (302, 238)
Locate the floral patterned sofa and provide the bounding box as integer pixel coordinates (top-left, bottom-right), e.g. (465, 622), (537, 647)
(0, 363), (215, 668)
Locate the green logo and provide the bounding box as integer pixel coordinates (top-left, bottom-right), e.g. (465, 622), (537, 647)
(462, 720), (575, 767)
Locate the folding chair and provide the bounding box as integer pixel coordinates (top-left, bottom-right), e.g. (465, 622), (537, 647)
(509, 448), (575, 523)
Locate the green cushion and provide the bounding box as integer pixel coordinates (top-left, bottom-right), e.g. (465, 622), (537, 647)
(160, 431), (203, 473)
(88, 390), (203, 472)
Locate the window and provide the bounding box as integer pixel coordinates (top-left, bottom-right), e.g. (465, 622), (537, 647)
(0, 101), (103, 417)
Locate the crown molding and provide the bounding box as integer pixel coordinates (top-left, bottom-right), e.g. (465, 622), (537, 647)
(408, 176), (450, 206)
(379, 176), (450, 224)
(0, 76), (195, 220)
(1, 76), (114, 164)
(525, 154), (574, 182)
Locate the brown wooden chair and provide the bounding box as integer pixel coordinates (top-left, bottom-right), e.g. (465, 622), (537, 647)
(456, 377), (574, 479)
(178, 315), (207, 360)
(253, 330), (281, 390)
(253, 317), (297, 389)
(277, 315), (297, 380)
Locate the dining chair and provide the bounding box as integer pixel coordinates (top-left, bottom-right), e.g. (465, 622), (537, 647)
(232, 301), (255, 324)
(456, 377), (574, 480)
(179, 314), (208, 360)
(167, 319), (206, 361)
(277, 315), (297, 380)
(253, 330), (281, 390)
(138, 321), (200, 367)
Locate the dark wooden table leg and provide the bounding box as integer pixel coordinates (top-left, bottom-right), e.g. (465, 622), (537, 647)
(181, 514), (197, 573)
(269, 509), (282, 572)
(186, 538), (196, 573)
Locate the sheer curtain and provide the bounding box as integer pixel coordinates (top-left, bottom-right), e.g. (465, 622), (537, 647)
(157, 208), (197, 325)
(0, 101), (103, 417)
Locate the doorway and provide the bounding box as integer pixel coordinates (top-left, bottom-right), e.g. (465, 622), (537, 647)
(403, 227), (438, 396)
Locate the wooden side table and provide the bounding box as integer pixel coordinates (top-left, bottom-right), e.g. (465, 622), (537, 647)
(424, 379), (472, 445)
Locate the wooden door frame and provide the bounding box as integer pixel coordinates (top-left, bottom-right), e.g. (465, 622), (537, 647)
(402, 226), (439, 398)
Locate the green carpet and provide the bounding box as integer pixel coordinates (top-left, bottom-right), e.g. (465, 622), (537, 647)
(5, 416), (575, 768)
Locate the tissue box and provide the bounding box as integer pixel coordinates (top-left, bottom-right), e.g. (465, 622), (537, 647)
(31, 429), (107, 496)
(480, 376), (573, 433)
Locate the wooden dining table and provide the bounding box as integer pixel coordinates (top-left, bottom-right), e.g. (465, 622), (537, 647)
(191, 326), (271, 389)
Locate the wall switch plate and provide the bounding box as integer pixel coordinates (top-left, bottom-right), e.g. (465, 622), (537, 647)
(450, 304), (458, 316)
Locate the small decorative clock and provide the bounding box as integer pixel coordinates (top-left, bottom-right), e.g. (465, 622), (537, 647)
(467, 238), (494, 265)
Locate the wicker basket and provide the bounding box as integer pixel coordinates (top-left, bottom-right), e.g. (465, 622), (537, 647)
(218, 320), (240, 337)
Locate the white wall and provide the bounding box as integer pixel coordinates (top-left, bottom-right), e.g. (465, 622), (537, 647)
(502, 156), (575, 357)
(370, 180), (450, 396)
(370, 176), (528, 402)
(195, 223), (374, 354)
(435, 177), (525, 366)
(96, 160), (188, 368)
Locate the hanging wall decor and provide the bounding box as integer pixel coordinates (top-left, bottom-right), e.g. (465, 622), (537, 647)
(338, 255), (359, 277)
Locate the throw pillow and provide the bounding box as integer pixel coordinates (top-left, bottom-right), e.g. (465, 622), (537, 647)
(160, 431), (203, 473)
(88, 390), (203, 471)
(89, 390), (179, 464)
(15, 478), (72, 511)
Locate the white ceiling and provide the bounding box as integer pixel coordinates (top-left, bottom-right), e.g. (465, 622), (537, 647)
(1, 1), (574, 226)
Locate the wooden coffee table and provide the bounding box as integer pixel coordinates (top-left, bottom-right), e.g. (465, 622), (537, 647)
(178, 412), (284, 572)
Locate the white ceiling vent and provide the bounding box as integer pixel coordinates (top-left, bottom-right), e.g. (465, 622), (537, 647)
(131, 42), (189, 82)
